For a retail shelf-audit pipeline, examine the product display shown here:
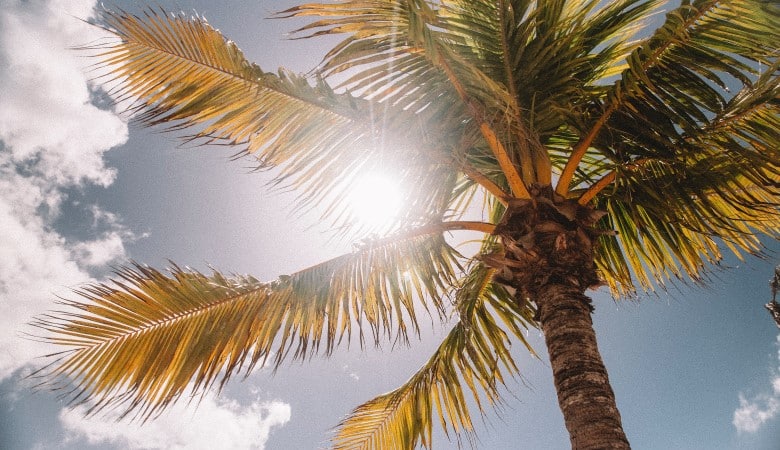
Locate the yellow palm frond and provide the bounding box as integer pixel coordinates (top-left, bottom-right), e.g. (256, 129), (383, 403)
(91, 7), (462, 235)
(332, 262), (536, 449)
(34, 266), (267, 420)
(32, 226), (466, 420)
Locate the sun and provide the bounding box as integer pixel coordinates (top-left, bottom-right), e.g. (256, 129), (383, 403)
(347, 173), (403, 230)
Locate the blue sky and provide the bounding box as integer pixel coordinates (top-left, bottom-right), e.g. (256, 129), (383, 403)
(0, 1), (778, 449)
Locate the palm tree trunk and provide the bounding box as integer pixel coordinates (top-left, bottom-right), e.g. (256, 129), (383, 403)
(536, 283), (630, 450)
(488, 185), (630, 448)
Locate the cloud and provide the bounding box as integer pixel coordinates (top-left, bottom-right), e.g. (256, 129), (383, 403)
(733, 335), (780, 433)
(0, 0), (127, 186)
(733, 394), (779, 434)
(342, 364), (360, 381)
(0, 3), (294, 449)
(0, 0), (128, 379)
(58, 393), (292, 450)
(69, 231), (128, 267)
(0, 170), (121, 379)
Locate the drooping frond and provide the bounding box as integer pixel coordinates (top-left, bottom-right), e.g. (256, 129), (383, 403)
(91, 7), (462, 236)
(594, 80), (779, 295)
(595, 97), (779, 293)
(32, 226), (468, 420)
(262, 230), (463, 360)
(331, 262), (536, 450)
(33, 266), (267, 420)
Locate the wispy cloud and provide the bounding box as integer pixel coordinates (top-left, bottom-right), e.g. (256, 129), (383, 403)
(733, 335), (780, 433)
(0, 0), (128, 380)
(58, 392), (292, 450)
(343, 364), (360, 381)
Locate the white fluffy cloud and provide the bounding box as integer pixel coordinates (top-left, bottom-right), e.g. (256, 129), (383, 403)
(733, 335), (780, 433)
(0, 169), (122, 379)
(0, 0), (127, 187)
(59, 393), (292, 450)
(0, 4), (293, 448)
(0, 0), (130, 379)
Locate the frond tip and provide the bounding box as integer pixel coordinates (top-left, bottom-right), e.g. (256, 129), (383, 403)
(31, 264), (270, 420)
(331, 263), (537, 449)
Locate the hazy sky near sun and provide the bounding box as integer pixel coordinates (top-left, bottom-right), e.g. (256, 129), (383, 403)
(0, 1), (778, 449)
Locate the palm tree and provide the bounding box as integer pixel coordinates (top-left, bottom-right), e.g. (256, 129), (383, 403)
(34, 1), (778, 448)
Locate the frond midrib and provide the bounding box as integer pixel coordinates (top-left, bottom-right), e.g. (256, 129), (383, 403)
(698, 95), (779, 136)
(106, 13), (362, 126)
(497, 0), (519, 109)
(69, 283), (267, 353)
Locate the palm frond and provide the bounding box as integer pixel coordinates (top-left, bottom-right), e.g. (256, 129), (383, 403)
(444, 0), (659, 139)
(281, 0), (531, 195)
(33, 265), (268, 420)
(32, 227), (465, 420)
(332, 262), (536, 449)
(282, 1), (454, 107)
(285, 0), (662, 193)
(91, 6), (462, 236)
(560, 0), (779, 195)
(595, 109), (779, 295)
(553, 0), (780, 294)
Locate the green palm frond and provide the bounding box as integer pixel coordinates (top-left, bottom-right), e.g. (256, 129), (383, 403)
(594, 80), (779, 295)
(565, 0), (780, 294)
(284, 0), (662, 191)
(91, 7), (460, 236)
(596, 129), (779, 294)
(566, 0), (778, 184)
(332, 262), (536, 450)
(443, 0), (659, 138)
(32, 228), (463, 420)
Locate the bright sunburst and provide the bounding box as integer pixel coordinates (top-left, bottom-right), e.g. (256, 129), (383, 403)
(348, 173), (403, 230)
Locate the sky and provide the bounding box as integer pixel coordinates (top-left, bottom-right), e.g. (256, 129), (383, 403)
(0, 1), (778, 449)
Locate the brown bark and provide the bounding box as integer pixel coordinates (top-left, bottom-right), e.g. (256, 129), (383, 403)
(485, 184), (629, 449)
(536, 284), (630, 450)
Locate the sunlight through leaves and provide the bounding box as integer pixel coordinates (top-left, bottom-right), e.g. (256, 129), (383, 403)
(347, 173), (402, 231)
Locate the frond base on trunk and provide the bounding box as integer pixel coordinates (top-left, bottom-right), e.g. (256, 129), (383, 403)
(484, 184), (608, 309)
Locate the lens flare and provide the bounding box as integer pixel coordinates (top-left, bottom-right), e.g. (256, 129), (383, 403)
(348, 173), (402, 230)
